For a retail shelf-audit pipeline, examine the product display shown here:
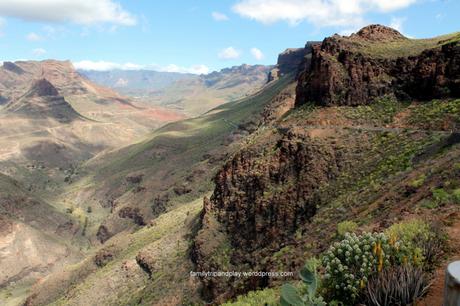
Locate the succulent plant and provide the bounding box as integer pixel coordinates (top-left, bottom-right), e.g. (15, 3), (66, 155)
(280, 259), (326, 306)
(322, 232), (396, 304)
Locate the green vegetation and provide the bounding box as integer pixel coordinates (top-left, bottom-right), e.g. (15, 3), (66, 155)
(280, 259), (325, 306)
(222, 288), (279, 306)
(336, 221), (358, 238)
(407, 99), (460, 130)
(322, 232), (399, 304)
(351, 32), (460, 59)
(282, 220), (444, 306)
(409, 174), (427, 189)
(365, 265), (430, 306)
(432, 188), (451, 205)
(453, 188), (460, 204)
(343, 96), (408, 125)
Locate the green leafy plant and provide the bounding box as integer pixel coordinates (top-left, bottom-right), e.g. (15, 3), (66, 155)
(365, 265), (430, 306)
(452, 188), (460, 204)
(409, 174), (426, 189)
(222, 288), (279, 306)
(385, 219), (446, 270)
(280, 259), (326, 306)
(337, 221), (358, 238)
(322, 232), (396, 304)
(432, 188), (451, 205)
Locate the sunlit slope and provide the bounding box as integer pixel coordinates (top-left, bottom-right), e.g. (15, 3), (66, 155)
(55, 75), (294, 242)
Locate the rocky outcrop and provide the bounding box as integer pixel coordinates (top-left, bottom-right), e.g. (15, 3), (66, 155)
(96, 225), (111, 243)
(351, 24), (406, 41)
(296, 25), (460, 107)
(118, 207), (145, 226)
(193, 130), (356, 301)
(94, 248), (114, 267)
(269, 42), (320, 82)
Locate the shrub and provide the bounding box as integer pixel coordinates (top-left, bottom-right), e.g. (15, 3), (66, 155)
(280, 259), (326, 306)
(385, 219), (446, 270)
(419, 199), (438, 209)
(222, 288), (279, 306)
(409, 174), (426, 189)
(365, 265), (430, 306)
(337, 221), (358, 237)
(432, 188), (451, 205)
(452, 188), (460, 204)
(385, 219), (429, 266)
(322, 232), (397, 304)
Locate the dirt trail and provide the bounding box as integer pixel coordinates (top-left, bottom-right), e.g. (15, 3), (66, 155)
(420, 215), (460, 306)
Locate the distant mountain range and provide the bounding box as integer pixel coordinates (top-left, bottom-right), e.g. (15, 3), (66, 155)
(80, 64), (273, 116)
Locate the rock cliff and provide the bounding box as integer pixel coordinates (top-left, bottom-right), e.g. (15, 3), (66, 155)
(295, 25), (460, 106)
(268, 42), (320, 82)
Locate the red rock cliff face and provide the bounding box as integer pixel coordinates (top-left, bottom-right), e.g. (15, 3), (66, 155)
(296, 25), (460, 106)
(210, 133), (343, 249)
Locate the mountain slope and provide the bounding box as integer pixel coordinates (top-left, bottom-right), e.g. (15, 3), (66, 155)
(193, 25), (460, 303)
(0, 173), (84, 305)
(21, 74), (296, 306)
(5, 79), (82, 123)
(80, 64), (272, 116)
(7, 25), (460, 306)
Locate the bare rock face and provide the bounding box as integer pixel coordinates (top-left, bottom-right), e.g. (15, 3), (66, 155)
(277, 48), (308, 76)
(269, 42), (320, 81)
(295, 25), (460, 107)
(118, 207), (146, 226)
(27, 78), (60, 97)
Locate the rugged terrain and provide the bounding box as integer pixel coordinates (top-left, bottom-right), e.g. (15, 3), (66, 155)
(193, 25), (460, 303)
(0, 60), (184, 304)
(1, 25), (460, 306)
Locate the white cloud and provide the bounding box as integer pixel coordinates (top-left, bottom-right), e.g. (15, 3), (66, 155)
(158, 64), (210, 75)
(73, 60), (142, 71)
(26, 32), (42, 41)
(0, 0), (136, 26)
(212, 11), (229, 21)
(218, 47), (241, 60)
(32, 48), (47, 56)
(389, 17), (405, 32)
(232, 0), (417, 28)
(73, 60), (210, 75)
(250, 47), (264, 60)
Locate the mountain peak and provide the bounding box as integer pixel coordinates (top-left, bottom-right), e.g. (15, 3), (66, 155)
(28, 78), (60, 97)
(352, 24), (406, 41)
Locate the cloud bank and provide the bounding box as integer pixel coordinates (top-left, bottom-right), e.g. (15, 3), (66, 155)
(0, 0), (136, 26)
(73, 60), (210, 75)
(233, 0), (417, 28)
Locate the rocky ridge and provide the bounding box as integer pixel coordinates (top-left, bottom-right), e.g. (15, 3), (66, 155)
(296, 24), (460, 107)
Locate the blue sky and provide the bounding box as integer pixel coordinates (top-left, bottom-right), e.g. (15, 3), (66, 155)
(0, 0), (458, 74)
